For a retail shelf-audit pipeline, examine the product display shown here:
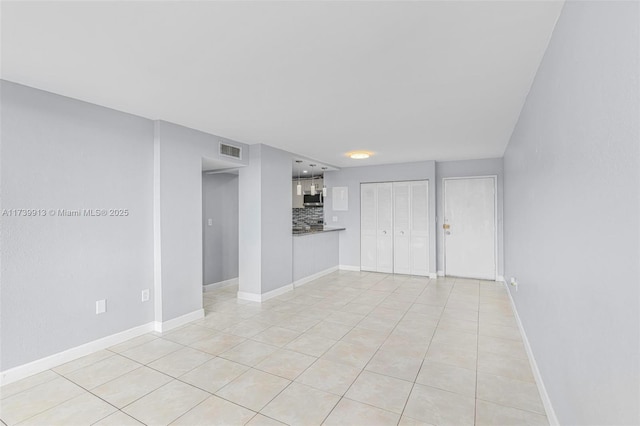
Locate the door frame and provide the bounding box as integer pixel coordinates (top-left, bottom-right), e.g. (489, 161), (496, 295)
(442, 175), (498, 280)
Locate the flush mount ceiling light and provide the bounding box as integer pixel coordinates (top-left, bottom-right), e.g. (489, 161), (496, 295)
(347, 151), (372, 159)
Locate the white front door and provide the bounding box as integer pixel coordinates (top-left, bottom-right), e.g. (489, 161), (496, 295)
(443, 177), (496, 280)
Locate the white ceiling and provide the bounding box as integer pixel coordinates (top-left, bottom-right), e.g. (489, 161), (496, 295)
(1, 1), (564, 168)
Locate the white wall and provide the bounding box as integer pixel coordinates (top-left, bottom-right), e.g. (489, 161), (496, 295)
(1, 81), (155, 370)
(435, 158), (504, 277)
(238, 144), (293, 297)
(323, 161), (436, 272)
(503, 2), (639, 424)
(202, 173), (239, 285)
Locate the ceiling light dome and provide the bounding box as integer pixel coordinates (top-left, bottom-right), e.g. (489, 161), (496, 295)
(348, 151), (371, 159)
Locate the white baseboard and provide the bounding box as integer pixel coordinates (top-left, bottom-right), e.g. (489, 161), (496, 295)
(154, 309), (204, 333)
(1, 308), (207, 386)
(504, 283), (559, 426)
(437, 270), (445, 276)
(237, 284), (295, 303)
(237, 291), (262, 303)
(293, 266), (338, 288)
(429, 273), (437, 279)
(261, 284), (294, 301)
(203, 277), (238, 293)
(0, 322), (154, 386)
(339, 265), (361, 271)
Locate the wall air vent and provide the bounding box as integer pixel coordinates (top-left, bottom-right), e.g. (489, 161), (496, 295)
(219, 142), (242, 159)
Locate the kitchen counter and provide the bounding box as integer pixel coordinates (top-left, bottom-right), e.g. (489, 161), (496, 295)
(292, 226), (346, 236)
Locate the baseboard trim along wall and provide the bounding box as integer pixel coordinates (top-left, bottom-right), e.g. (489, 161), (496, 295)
(293, 266), (338, 288)
(236, 291), (262, 303)
(237, 284), (295, 303)
(1, 308), (205, 386)
(153, 309), (204, 333)
(338, 265), (361, 271)
(504, 283), (559, 426)
(203, 277), (238, 293)
(339, 265), (436, 279)
(1, 322), (153, 386)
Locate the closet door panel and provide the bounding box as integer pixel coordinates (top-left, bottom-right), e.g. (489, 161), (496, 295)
(393, 182), (411, 275)
(360, 183), (377, 272)
(375, 183), (393, 273)
(410, 181), (429, 276)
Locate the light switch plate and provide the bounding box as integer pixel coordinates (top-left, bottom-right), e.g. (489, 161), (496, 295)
(96, 299), (106, 314)
(141, 289), (149, 302)
(207, 218), (213, 226)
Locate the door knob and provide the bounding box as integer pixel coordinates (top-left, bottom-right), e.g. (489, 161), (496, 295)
(443, 224), (451, 230)
(382, 230), (387, 235)
(400, 231), (405, 235)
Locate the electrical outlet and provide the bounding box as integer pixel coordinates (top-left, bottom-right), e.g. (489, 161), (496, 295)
(96, 299), (106, 314)
(207, 218), (212, 226)
(332, 216), (338, 222)
(510, 277), (518, 291)
(141, 289), (150, 302)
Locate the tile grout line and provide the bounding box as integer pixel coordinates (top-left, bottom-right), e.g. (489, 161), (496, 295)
(397, 275), (455, 425)
(6, 274), (531, 426)
(313, 273), (394, 425)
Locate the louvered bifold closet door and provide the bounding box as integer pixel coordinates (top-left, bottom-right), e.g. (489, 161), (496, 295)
(410, 180), (429, 276)
(393, 182), (411, 275)
(362, 180), (429, 275)
(376, 183), (394, 273)
(360, 183), (378, 272)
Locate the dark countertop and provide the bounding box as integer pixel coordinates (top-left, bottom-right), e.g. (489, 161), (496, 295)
(292, 226), (346, 236)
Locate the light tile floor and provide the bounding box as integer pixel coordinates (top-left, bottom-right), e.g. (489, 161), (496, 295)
(1, 272), (548, 425)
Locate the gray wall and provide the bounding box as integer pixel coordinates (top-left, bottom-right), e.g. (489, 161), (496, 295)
(503, 2), (639, 425)
(435, 158), (504, 277)
(0, 81), (250, 371)
(293, 232), (339, 281)
(323, 161), (436, 272)
(238, 144), (293, 296)
(155, 121), (247, 321)
(0, 81), (155, 370)
(202, 173), (239, 285)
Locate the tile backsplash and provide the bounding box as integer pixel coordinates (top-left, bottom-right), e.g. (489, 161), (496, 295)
(292, 207), (324, 226)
